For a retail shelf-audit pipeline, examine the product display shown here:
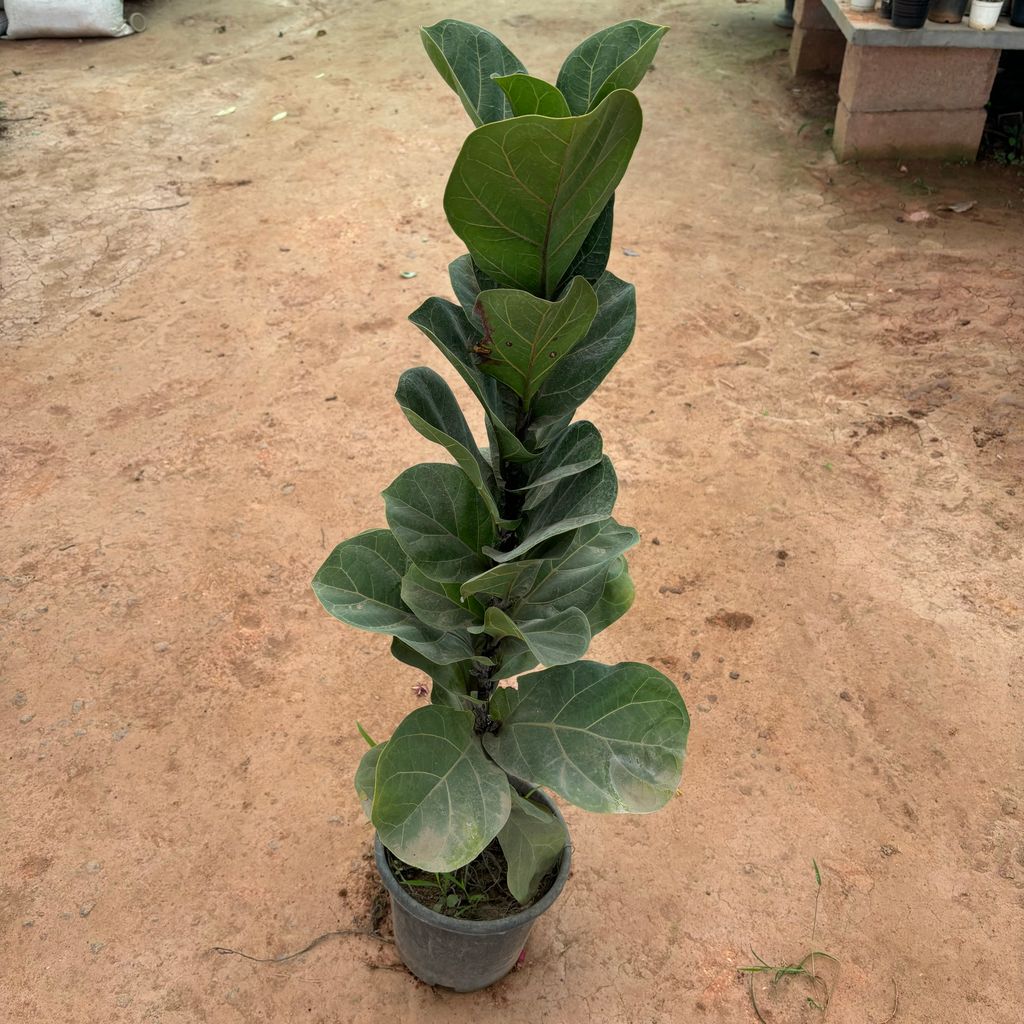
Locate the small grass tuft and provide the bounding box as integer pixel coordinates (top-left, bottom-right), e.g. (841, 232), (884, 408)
(739, 860), (839, 1021)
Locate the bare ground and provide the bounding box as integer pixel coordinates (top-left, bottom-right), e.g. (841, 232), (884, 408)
(2, 1), (1022, 1021)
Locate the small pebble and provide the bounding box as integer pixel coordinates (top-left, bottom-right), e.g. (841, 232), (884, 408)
(12, 691), (27, 708)
(650, 537), (660, 545)
(85, 861), (102, 873)
(690, 650), (701, 662)
(1002, 797), (1018, 816)
(839, 690), (852, 701)
(743, 863), (754, 875)
(112, 727), (129, 742)
(71, 699), (85, 714)
(80, 903), (95, 918)
(729, 671), (740, 680)
(153, 642), (170, 653)
(281, 483), (296, 495)
(20, 713), (35, 724)
(880, 843), (898, 857)
(682, 671), (691, 681)
(90, 942), (106, 954)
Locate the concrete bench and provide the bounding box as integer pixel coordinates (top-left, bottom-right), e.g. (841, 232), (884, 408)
(790, 0), (1024, 160)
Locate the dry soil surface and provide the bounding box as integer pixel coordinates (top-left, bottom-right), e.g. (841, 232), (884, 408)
(2, 1), (1023, 1022)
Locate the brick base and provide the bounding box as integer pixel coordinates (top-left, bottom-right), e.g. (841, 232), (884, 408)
(789, 25), (846, 75)
(833, 103), (987, 162)
(839, 46), (999, 113)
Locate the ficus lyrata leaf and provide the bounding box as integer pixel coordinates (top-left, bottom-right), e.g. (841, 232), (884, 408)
(556, 20), (668, 115)
(372, 705), (511, 871)
(421, 20), (526, 126)
(484, 660), (689, 813)
(444, 89), (643, 297)
(475, 276), (598, 407)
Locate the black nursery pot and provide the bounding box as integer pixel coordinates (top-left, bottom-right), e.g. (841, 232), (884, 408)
(892, 0), (931, 24)
(928, 0), (969, 21)
(1012, 0), (1024, 27)
(374, 792), (572, 992)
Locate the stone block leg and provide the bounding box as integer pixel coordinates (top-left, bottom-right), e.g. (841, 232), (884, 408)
(833, 47), (999, 161)
(790, 0), (846, 75)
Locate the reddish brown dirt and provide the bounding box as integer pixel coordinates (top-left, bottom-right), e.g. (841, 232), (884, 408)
(2, 2), (1022, 1022)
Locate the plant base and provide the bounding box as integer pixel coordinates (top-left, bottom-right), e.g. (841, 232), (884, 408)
(373, 796), (572, 991)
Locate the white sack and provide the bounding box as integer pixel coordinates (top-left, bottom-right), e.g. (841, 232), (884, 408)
(4, 0), (133, 38)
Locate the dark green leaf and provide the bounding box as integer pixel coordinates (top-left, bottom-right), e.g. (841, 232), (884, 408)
(489, 686), (521, 721)
(558, 196), (614, 290)
(312, 529), (411, 634)
(556, 21), (668, 115)
(480, 605), (591, 666)
(529, 271), (636, 434)
(395, 367), (501, 523)
(585, 555), (635, 635)
(487, 457), (618, 562)
(515, 519), (638, 620)
(401, 565), (481, 632)
(444, 89), (643, 297)
(372, 705), (511, 871)
(408, 297), (535, 463)
(420, 20), (526, 126)
(476, 276), (598, 407)
(484, 660), (689, 812)
(513, 421), (603, 509)
(492, 73), (571, 117)
(460, 559), (544, 603)
(498, 788), (568, 904)
(383, 463), (495, 582)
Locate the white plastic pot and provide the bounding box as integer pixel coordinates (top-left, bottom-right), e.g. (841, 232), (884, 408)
(850, 0), (877, 10)
(968, 0), (1003, 25)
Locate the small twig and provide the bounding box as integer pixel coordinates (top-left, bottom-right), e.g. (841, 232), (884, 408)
(717, 377), (736, 390)
(212, 927), (391, 964)
(131, 200), (190, 212)
(876, 977), (899, 1024)
(0, 114), (38, 123)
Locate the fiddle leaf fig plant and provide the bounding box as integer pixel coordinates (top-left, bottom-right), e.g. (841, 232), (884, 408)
(313, 19), (689, 906)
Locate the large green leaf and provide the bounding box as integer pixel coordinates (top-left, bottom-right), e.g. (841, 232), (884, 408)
(556, 21), (668, 115)
(383, 463), (495, 582)
(476, 277), (598, 408)
(395, 367), (503, 524)
(401, 565), (481, 633)
(493, 73), (571, 118)
(373, 705), (511, 871)
(487, 456), (618, 562)
(498, 788), (568, 904)
(312, 529), (412, 634)
(529, 272), (636, 436)
(515, 519), (639, 620)
(558, 196), (614, 291)
(586, 555), (635, 635)
(513, 420), (603, 509)
(312, 529), (480, 665)
(408, 297), (535, 464)
(478, 605), (591, 667)
(484, 661), (689, 813)
(421, 20), (526, 126)
(460, 559), (544, 603)
(355, 741), (386, 817)
(444, 89), (643, 297)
